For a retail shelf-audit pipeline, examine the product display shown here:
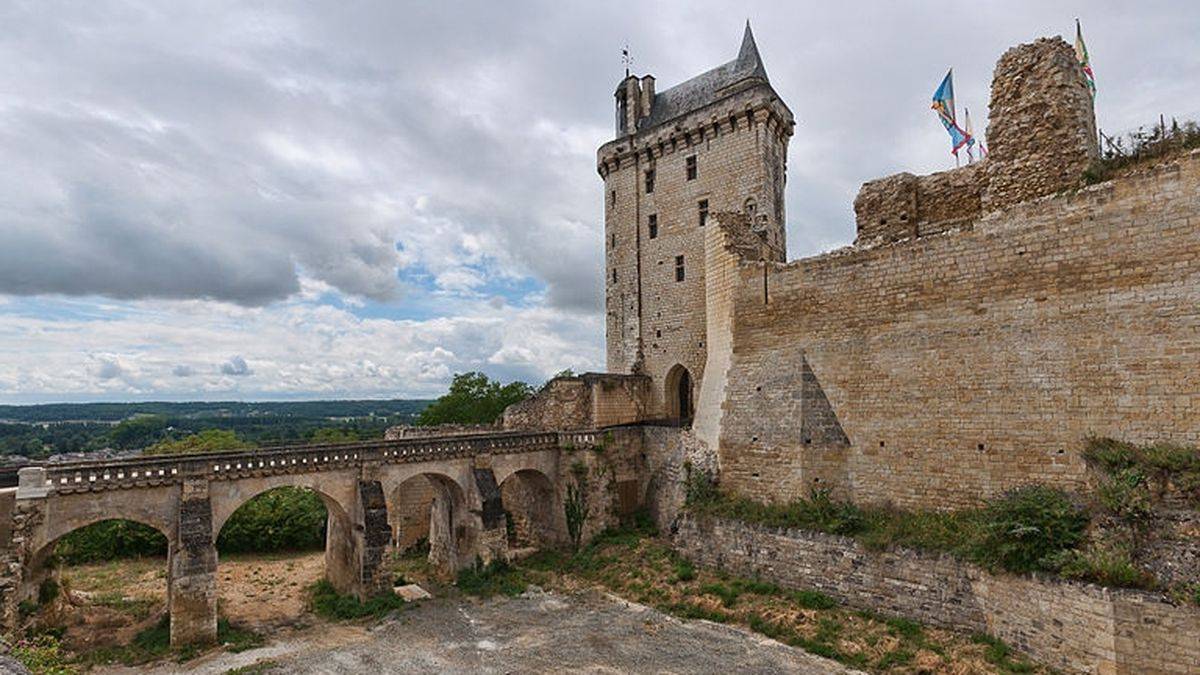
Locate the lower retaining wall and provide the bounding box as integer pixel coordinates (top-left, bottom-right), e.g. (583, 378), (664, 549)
(672, 515), (1199, 674)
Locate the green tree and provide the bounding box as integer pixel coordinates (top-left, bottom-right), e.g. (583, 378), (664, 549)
(144, 429), (252, 455)
(108, 414), (169, 450)
(310, 427), (360, 443)
(416, 372), (534, 426)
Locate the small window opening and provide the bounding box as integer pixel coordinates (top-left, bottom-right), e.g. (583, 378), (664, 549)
(611, 233), (616, 248)
(648, 214), (658, 239)
(698, 199), (709, 227)
(656, 329), (662, 338)
(610, 189), (616, 206)
(612, 268), (617, 283)
(674, 255), (685, 282)
(644, 169), (655, 194)
(686, 155), (697, 181)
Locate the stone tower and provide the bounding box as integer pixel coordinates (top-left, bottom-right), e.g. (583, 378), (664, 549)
(597, 23), (793, 421)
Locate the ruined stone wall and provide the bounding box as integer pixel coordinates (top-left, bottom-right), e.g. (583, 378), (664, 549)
(720, 150), (1200, 508)
(384, 424), (497, 440)
(983, 37), (1098, 211)
(853, 38), (1096, 247)
(600, 83), (792, 415)
(501, 373), (651, 431)
(673, 515), (1200, 674)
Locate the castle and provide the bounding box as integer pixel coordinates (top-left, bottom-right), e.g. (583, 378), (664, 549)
(508, 23), (1199, 510)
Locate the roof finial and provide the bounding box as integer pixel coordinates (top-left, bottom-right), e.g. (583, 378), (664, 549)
(736, 20), (768, 82)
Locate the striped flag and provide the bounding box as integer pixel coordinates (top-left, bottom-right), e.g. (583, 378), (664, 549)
(1075, 19), (1096, 97)
(931, 69), (973, 156)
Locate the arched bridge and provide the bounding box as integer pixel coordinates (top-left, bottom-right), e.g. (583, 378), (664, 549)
(3, 429), (599, 646)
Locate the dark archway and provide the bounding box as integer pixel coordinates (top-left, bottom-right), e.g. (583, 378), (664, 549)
(498, 469), (565, 550)
(666, 364), (694, 426)
(388, 473), (471, 575)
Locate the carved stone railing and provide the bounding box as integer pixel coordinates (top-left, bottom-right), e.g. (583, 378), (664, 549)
(19, 429), (596, 496)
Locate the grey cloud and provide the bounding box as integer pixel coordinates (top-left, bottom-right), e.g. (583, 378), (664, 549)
(1, 0), (1197, 315)
(172, 365), (195, 377)
(220, 356), (252, 377)
(96, 360), (123, 380)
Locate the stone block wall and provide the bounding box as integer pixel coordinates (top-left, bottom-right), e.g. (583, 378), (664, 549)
(501, 373), (651, 431)
(600, 79), (792, 415)
(673, 514), (1200, 674)
(719, 150), (1200, 508)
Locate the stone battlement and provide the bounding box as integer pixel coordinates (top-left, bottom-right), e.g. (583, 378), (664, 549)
(854, 37), (1097, 247)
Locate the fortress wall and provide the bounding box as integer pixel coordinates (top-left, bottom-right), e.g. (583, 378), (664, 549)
(720, 150), (1200, 508)
(854, 163), (985, 246)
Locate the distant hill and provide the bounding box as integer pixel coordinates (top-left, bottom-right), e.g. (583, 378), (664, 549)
(0, 399), (432, 424)
(0, 399), (434, 460)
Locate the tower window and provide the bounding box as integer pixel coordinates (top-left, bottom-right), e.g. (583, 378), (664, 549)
(648, 214), (658, 239)
(612, 268), (618, 283)
(611, 233), (616, 248)
(698, 199), (709, 227)
(610, 189), (616, 206)
(644, 169), (655, 194)
(686, 155), (697, 180)
(675, 255), (685, 282)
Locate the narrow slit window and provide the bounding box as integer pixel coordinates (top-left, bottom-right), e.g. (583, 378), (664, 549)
(698, 199), (709, 227)
(675, 255), (685, 282)
(644, 169), (655, 194)
(648, 214), (658, 239)
(612, 268), (618, 283)
(686, 155), (697, 180)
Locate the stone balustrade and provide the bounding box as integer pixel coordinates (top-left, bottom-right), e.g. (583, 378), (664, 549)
(19, 430), (592, 496)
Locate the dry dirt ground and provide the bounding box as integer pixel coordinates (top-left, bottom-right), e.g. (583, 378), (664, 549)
(111, 589), (857, 675)
(57, 551), (326, 652)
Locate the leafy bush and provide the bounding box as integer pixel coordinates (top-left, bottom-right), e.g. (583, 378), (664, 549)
(1084, 437), (1200, 507)
(55, 520), (168, 564)
(1048, 545), (1156, 589)
(971, 485), (1088, 574)
(564, 476), (590, 551)
(308, 580), (407, 619)
(217, 487), (327, 553)
(671, 559), (695, 583)
(11, 634), (76, 675)
(455, 559), (527, 598)
(1086, 118), (1200, 184)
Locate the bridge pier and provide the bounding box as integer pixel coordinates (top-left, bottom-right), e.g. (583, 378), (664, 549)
(168, 477), (218, 647)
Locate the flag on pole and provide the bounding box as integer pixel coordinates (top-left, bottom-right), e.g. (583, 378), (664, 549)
(963, 107), (978, 163)
(1075, 19), (1096, 97)
(931, 69), (973, 157)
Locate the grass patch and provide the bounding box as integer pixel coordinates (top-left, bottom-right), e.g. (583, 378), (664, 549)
(1084, 437), (1200, 507)
(308, 580), (407, 620)
(455, 559), (528, 598)
(972, 633), (1036, 673)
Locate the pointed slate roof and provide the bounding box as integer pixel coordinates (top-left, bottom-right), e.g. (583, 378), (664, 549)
(639, 22), (772, 131)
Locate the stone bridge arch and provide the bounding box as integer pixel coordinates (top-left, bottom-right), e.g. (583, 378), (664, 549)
(381, 464), (474, 573)
(497, 467), (567, 549)
(208, 471), (360, 596)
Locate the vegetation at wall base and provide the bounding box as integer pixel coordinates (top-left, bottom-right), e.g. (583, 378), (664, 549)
(474, 517), (1053, 673)
(307, 580), (407, 620)
(685, 482), (1163, 589)
(1083, 436), (1200, 508)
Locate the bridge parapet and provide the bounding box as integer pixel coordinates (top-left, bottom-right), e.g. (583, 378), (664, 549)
(24, 430), (589, 496)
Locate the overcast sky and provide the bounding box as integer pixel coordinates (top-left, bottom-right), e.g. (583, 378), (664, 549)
(1, 1), (1198, 403)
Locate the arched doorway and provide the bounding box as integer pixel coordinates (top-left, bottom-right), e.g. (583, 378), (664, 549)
(387, 473), (471, 575)
(665, 364), (694, 426)
(498, 469), (565, 551)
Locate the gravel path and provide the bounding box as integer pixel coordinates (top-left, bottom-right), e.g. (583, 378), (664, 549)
(121, 589), (858, 674)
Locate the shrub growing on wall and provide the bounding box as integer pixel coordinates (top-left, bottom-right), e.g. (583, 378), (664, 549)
(971, 485), (1089, 574)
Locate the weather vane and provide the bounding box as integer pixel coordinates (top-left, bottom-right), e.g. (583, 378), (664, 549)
(622, 44), (633, 78)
